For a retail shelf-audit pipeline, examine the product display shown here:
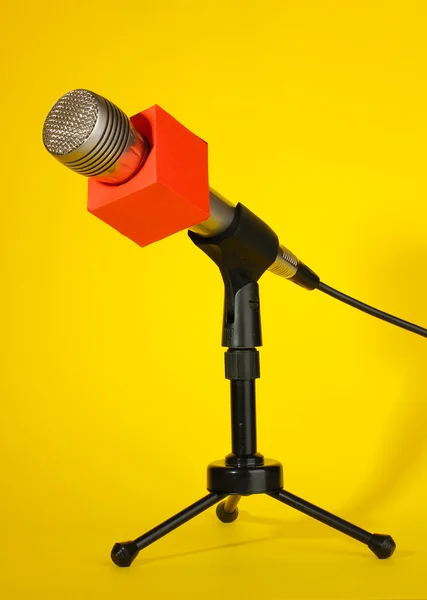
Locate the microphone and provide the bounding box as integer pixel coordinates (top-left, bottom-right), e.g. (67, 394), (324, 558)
(43, 89), (427, 339)
(43, 89), (319, 288)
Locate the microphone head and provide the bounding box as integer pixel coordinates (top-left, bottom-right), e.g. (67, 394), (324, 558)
(42, 89), (149, 184)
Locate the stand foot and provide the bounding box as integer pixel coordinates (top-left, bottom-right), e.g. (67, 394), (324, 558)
(111, 541), (139, 568)
(216, 496), (241, 523)
(111, 492), (225, 567)
(368, 534), (396, 559)
(268, 489), (396, 559)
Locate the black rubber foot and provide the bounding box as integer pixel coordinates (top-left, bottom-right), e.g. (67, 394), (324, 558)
(368, 534), (396, 559)
(216, 501), (239, 523)
(111, 541), (139, 567)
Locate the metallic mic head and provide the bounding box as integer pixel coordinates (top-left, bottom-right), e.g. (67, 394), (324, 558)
(42, 89), (150, 184)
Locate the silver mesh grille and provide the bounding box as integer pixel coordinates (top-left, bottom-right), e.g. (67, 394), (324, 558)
(43, 89), (99, 155)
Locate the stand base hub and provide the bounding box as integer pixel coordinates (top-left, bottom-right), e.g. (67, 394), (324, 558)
(207, 458), (283, 494)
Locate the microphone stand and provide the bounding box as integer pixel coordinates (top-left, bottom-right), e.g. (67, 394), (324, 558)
(111, 204), (395, 568)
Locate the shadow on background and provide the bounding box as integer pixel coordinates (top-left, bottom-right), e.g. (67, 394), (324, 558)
(342, 242), (427, 520)
(342, 358), (427, 520)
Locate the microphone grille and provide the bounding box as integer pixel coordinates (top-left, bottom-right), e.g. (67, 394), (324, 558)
(42, 89), (99, 156)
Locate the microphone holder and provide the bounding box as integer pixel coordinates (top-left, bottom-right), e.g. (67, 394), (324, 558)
(111, 204), (396, 568)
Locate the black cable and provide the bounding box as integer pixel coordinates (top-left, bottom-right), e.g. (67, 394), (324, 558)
(317, 282), (427, 339)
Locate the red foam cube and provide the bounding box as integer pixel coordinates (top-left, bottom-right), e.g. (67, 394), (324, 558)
(87, 105), (210, 247)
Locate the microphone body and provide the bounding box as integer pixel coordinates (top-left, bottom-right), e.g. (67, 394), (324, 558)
(43, 90), (318, 289)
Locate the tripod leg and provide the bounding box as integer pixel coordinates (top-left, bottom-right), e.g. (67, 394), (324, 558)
(111, 492), (226, 567)
(216, 495), (241, 523)
(268, 489), (395, 559)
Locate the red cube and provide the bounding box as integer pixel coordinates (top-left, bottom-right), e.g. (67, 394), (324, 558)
(87, 105), (210, 247)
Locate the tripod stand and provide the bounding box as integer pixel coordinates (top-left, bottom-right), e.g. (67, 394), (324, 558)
(111, 204), (395, 567)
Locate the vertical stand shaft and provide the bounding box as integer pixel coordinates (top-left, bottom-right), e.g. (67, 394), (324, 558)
(231, 380), (257, 457)
(225, 348), (263, 467)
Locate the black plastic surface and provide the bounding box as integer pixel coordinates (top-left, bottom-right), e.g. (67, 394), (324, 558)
(207, 458), (283, 494)
(290, 262), (320, 290)
(368, 534), (396, 559)
(111, 541), (139, 567)
(189, 203), (278, 348)
(229, 379), (258, 458)
(225, 348), (260, 380)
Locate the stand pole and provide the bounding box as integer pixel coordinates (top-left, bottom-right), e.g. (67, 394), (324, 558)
(230, 379), (257, 458)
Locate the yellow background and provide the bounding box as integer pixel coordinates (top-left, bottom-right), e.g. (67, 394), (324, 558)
(2, 1), (427, 598)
